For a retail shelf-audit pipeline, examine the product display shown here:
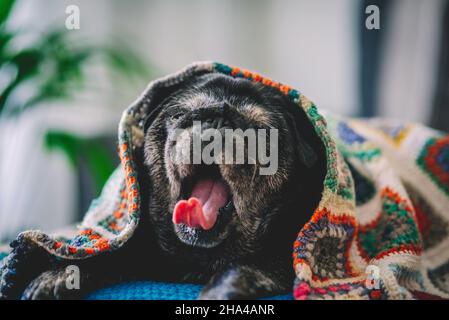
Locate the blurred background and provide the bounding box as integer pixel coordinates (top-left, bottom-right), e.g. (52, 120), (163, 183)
(0, 0), (448, 242)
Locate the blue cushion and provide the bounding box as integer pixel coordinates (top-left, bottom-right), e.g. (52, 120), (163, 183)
(85, 281), (293, 300)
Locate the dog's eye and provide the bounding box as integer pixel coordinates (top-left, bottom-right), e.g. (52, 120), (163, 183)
(170, 113), (183, 121)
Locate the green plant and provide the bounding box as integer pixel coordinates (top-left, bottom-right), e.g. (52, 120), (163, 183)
(1, 0), (150, 115)
(0, 0), (152, 193)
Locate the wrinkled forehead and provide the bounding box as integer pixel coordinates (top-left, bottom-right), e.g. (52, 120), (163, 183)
(164, 73), (284, 125)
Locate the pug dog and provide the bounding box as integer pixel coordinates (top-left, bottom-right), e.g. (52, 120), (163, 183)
(19, 72), (326, 300)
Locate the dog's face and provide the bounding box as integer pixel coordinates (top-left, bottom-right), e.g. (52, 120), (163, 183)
(143, 73), (324, 264)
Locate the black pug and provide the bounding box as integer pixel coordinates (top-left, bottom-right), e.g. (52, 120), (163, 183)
(21, 73), (326, 300)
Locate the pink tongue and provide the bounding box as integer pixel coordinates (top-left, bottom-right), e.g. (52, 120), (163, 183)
(172, 179), (229, 230)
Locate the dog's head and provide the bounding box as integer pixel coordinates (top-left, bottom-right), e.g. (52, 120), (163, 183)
(142, 72), (325, 263)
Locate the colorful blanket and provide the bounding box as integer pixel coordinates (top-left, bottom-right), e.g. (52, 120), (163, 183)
(1, 61), (449, 299)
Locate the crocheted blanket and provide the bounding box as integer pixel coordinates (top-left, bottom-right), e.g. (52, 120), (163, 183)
(1, 62), (449, 300)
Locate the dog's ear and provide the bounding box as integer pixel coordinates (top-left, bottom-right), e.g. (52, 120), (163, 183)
(283, 100), (322, 169)
(296, 131), (318, 168)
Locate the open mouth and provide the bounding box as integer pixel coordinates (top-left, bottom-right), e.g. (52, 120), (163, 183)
(172, 164), (234, 248)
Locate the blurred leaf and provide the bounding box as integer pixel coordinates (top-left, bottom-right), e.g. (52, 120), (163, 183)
(0, 49), (44, 112)
(22, 48), (92, 110)
(0, 30), (14, 54)
(101, 44), (150, 79)
(9, 49), (43, 79)
(0, 0), (15, 27)
(45, 131), (116, 194)
(44, 131), (79, 168)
